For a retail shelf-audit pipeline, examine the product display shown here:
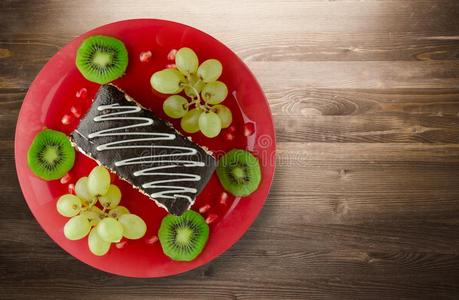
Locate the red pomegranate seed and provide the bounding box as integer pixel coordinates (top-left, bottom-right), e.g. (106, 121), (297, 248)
(199, 204), (211, 214)
(228, 125), (236, 133)
(206, 214), (218, 224)
(61, 114), (73, 125)
(116, 240), (127, 249)
(225, 132), (235, 141)
(220, 192), (229, 205)
(70, 106), (81, 118)
(68, 183), (75, 194)
(76, 88), (87, 99)
(139, 51), (152, 62)
(166, 63), (176, 69)
(167, 49), (177, 61)
(110, 172), (118, 183)
(60, 173), (72, 184)
(243, 122), (255, 136)
(146, 235), (158, 245)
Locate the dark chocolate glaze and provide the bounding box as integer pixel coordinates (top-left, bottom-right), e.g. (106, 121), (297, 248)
(71, 85), (216, 215)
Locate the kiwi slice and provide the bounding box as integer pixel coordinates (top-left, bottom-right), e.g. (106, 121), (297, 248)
(76, 35), (128, 84)
(27, 129), (75, 181)
(158, 210), (209, 261)
(216, 149), (261, 197)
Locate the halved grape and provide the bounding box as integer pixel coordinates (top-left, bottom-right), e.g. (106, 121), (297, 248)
(119, 214), (147, 240)
(180, 108), (202, 133)
(175, 47), (199, 75)
(213, 104), (233, 128)
(150, 68), (185, 94)
(75, 177), (96, 206)
(88, 228), (111, 256)
(64, 215), (91, 240)
(80, 210), (101, 227)
(88, 166), (110, 196)
(108, 206), (130, 219)
(184, 73), (205, 98)
(201, 81), (228, 104)
(199, 111), (222, 138)
(97, 217), (123, 243)
(98, 184), (121, 209)
(56, 194), (81, 217)
(163, 95), (189, 119)
(198, 59), (222, 82)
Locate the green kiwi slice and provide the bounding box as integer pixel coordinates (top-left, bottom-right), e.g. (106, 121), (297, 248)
(216, 149), (261, 197)
(27, 129), (75, 181)
(158, 210), (209, 261)
(76, 35), (128, 84)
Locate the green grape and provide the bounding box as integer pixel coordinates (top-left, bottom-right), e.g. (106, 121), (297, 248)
(198, 59), (222, 82)
(199, 111), (222, 138)
(180, 108), (202, 133)
(90, 205), (103, 215)
(56, 194), (81, 217)
(184, 73), (205, 98)
(213, 104), (233, 128)
(75, 177), (96, 206)
(201, 81), (228, 104)
(88, 166), (111, 196)
(163, 95), (189, 119)
(108, 206), (130, 219)
(98, 184), (121, 209)
(96, 217), (123, 243)
(64, 215), (91, 240)
(119, 214), (147, 240)
(175, 47), (199, 75)
(88, 228), (111, 256)
(80, 210), (101, 227)
(150, 68), (185, 94)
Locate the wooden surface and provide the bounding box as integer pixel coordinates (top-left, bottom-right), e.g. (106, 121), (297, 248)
(1, 0), (459, 299)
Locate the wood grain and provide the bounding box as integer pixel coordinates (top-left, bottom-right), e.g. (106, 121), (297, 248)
(1, 0), (459, 299)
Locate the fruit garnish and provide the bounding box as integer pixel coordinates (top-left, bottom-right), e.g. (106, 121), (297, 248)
(27, 129), (75, 181)
(150, 47), (232, 138)
(158, 210), (209, 261)
(55, 165), (147, 256)
(76, 35), (128, 84)
(216, 149), (261, 197)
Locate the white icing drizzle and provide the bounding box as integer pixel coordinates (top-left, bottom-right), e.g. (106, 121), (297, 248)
(88, 103), (204, 205)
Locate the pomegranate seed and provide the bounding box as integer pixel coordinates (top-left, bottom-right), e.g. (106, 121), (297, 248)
(146, 235), (158, 245)
(68, 183), (75, 194)
(110, 172), (118, 183)
(206, 214), (218, 224)
(116, 240), (127, 249)
(76, 88), (87, 99)
(220, 192), (229, 205)
(61, 114), (73, 125)
(243, 122), (255, 136)
(166, 64), (176, 69)
(199, 204), (211, 214)
(167, 49), (177, 60)
(70, 106), (81, 118)
(228, 125), (236, 133)
(139, 51), (152, 62)
(225, 132), (235, 141)
(60, 173), (72, 184)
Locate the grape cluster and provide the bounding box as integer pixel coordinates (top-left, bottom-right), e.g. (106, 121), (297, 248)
(56, 166), (147, 256)
(150, 47), (232, 138)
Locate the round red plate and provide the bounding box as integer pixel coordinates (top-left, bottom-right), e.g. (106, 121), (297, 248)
(15, 19), (275, 277)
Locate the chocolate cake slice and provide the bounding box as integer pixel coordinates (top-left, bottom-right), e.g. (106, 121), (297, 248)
(71, 84), (217, 215)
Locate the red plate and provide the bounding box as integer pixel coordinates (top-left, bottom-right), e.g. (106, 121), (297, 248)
(14, 19), (275, 277)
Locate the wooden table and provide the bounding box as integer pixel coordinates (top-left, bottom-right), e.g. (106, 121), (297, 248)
(2, 1), (459, 299)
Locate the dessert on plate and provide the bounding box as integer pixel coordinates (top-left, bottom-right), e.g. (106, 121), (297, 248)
(71, 84), (217, 216)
